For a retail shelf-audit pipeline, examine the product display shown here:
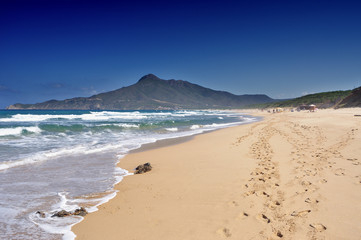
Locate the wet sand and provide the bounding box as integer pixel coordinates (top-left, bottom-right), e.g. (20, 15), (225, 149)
(73, 108), (361, 240)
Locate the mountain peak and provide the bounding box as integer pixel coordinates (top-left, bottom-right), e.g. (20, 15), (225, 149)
(137, 74), (160, 83)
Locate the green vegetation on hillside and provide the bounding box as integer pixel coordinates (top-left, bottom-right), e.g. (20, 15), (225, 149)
(335, 87), (361, 108)
(248, 90), (352, 109)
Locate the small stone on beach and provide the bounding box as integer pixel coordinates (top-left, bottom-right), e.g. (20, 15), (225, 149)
(51, 207), (88, 217)
(52, 210), (72, 217)
(134, 162), (152, 174)
(73, 207), (88, 216)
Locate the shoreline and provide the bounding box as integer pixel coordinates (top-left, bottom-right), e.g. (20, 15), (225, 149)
(72, 108), (361, 240)
(130, 115), (261, 154)
(129, 135), (195, 154)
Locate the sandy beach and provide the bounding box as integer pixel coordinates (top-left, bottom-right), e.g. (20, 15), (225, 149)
(73, 108), (361, 240)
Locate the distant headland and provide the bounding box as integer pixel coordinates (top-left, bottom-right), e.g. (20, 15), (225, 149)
(6, 74), (275, 110)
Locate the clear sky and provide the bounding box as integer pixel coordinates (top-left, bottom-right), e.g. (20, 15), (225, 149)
(1, 0), (360, 108)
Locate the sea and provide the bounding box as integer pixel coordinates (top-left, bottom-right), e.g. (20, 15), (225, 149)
(0, 110), (259, 240)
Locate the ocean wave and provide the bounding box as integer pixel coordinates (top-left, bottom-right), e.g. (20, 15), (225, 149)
(37, 123), (140, 134)
(0, 136), (156, 171)
(190, 125), (201, 130)
(0, 145), (105, 171)
(165, 127), (178, 132)
(0, 110), (227, 123)
(0, 146), (83, 171)
(0, 112), (147, 122)
(0, 126), (42, 136)
(97, 123), (139, 128)
(202, 117), (257, 129)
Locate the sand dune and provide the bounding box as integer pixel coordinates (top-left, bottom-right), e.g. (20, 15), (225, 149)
(73, 108), (361, 240)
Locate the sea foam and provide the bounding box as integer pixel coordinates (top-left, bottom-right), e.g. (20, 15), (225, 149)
(0, 126), (42, 136)
(165, 127), (178, 132)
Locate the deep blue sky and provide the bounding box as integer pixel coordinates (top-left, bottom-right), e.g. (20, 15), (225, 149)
(1, 0), (360, 108)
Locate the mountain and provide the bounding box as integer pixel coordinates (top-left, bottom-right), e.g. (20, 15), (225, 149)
(248, 90), (353, 109)
(335, 86), (361, 108)
(7, 74), (275, 110)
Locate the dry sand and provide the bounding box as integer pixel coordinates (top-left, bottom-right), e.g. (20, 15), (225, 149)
(73, 108), (361, 240)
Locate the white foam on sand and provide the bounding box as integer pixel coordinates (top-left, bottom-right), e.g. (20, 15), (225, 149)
(29, 168), (131, 240)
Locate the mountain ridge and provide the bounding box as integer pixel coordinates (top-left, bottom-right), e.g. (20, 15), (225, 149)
(7, 74), (274, 110)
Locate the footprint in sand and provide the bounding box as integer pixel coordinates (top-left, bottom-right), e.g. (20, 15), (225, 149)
(296, 187), (317, 195)
(334, 168), (346, 176)
(301, 181), (312, 186)
(228, 201), (239, 207)
(244, 190), (255, 196)
(355, 175), (361, 184)
(236, 212), (249, 220)
(319, 179), (328, 184)
(257, 213), (271, 223)
(310, 223), (327, 232)
(258, 177), (266, 182)
(347, 158), (360, 165)
(261, 191), (270, 197)
(305, 198), (319, 204)
(291, 210), (311, 217)
(274, 230), (283, 238)
(267, 200), (281, 210)
(217, 228), (232, 237)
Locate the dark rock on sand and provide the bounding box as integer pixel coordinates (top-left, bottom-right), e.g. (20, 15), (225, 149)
(134, 162), (152, 174)
(73, 207), (88, 216)
(51, 207), (88, 217)
(52, 210), (72, 217)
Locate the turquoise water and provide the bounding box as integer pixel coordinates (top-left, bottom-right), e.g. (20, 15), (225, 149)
(0, 110), (258, 239)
